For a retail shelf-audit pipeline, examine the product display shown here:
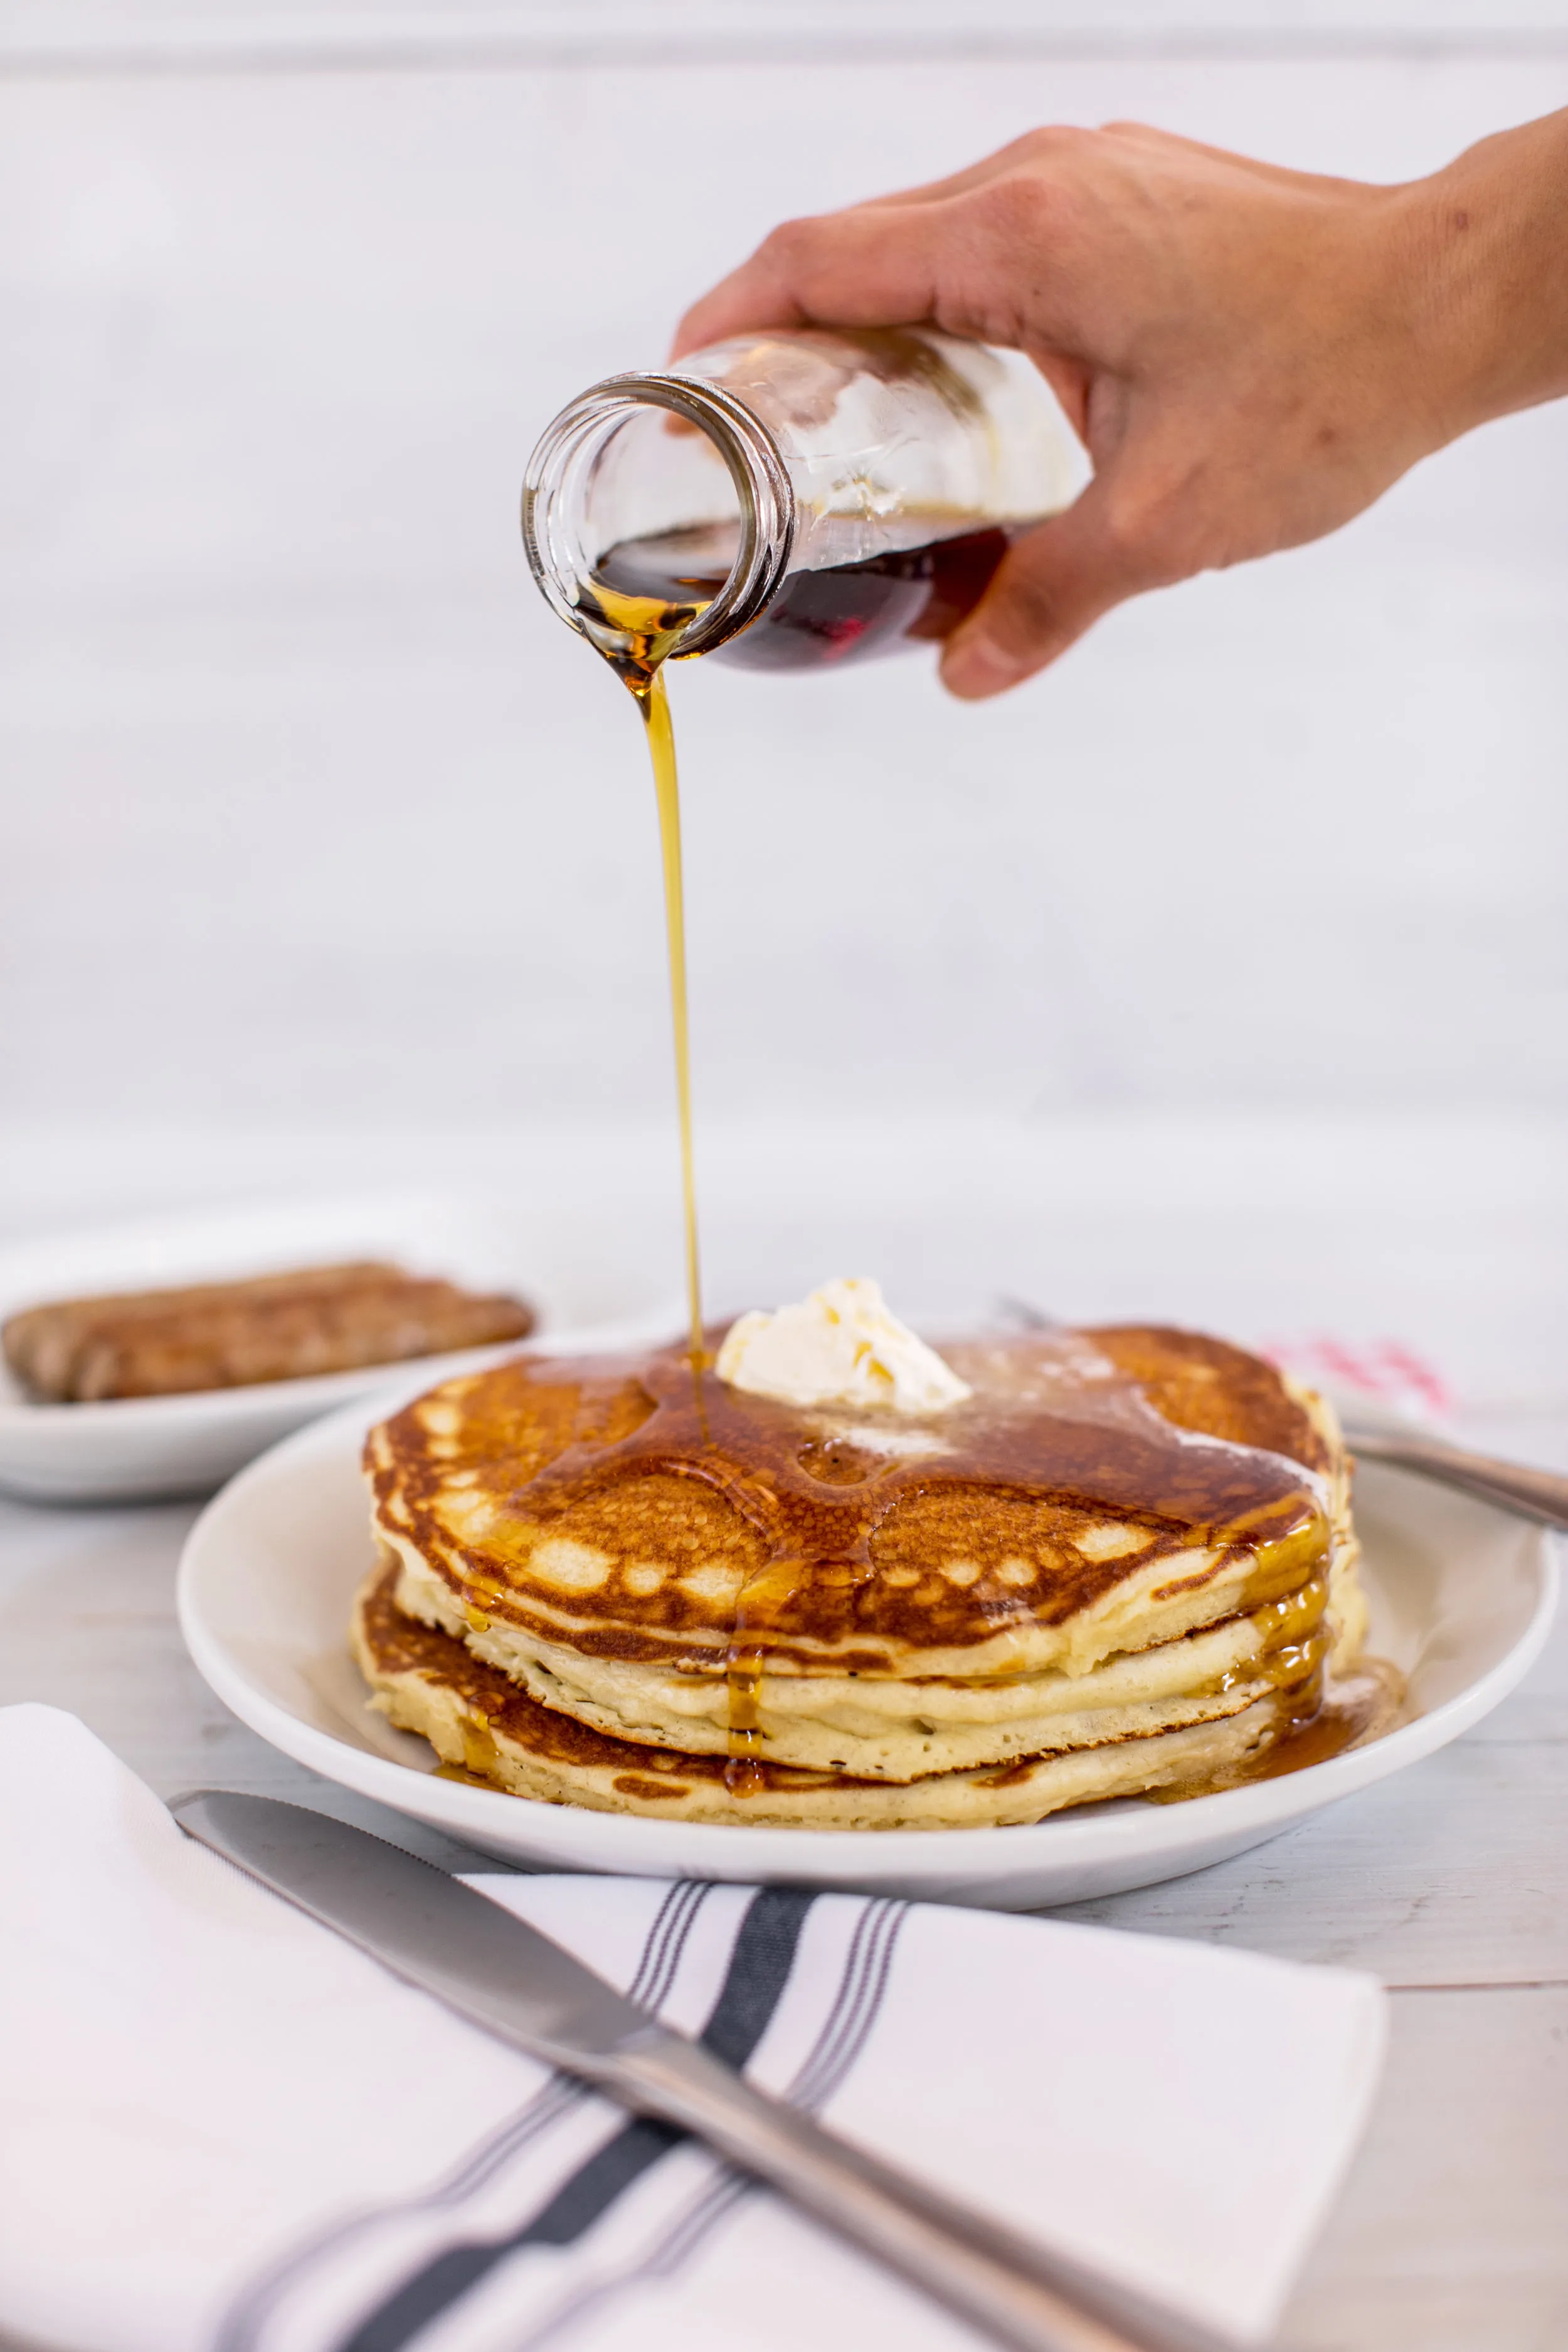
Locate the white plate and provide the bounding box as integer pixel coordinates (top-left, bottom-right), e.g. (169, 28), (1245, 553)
(177, 1392), (1560, 1907)
(0, 1190), (681, 1503)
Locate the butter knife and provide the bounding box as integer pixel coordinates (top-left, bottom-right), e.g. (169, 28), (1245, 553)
(174, 1792), (1237, 2352)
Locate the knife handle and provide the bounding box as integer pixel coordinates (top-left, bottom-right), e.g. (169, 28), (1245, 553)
(585, 2029), (1239, 2352)
(1345, 1427), (1568, 1534)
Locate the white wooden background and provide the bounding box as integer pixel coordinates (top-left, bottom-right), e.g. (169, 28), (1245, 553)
(2, 8), (1566, 2350)
(2, 9), (1566, 1136)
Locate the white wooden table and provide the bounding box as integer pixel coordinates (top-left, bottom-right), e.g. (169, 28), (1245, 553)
(1, 1123), (1564, 2352)
(3, 1462), (1564, 2352)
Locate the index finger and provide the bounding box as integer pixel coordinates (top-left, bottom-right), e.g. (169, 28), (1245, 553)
(670, 191), (1019, 359)
(671, 125), (1126, 358)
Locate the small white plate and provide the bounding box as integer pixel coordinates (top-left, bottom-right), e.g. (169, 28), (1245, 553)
(0, 1190), (681, 1504)
(177, 1394), (1560, 1908)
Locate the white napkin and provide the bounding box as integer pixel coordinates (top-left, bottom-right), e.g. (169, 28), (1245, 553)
(0, 1705), (1384, 2352)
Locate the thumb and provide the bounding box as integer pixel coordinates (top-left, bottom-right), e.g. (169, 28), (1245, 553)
(939, 480), (1150, 699)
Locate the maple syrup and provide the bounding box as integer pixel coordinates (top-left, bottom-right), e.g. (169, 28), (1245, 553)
(595, 516), (1022, 670)
(1148, 1658), (1404, 1801)
(559, 521), (1042, 1779)
(522, 326), (1086, 1375)
(573, 578), (712, 1367)
(576, 509), (1017, 1396)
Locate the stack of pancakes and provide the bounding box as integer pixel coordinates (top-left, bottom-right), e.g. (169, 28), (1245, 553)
(354, 1323), (1377, 1830)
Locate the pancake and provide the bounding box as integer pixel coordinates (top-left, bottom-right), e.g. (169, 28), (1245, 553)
(354, 1322), (1386, 1826)
(352, 1555), (1370, 1826)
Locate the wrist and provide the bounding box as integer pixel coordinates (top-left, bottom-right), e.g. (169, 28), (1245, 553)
(1397, 110), (1568, 441)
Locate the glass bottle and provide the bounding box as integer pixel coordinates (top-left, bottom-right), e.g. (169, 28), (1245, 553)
(521, 327), (1089, 677)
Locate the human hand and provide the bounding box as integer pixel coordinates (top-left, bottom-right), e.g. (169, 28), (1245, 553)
(674, 115), (1568, 697)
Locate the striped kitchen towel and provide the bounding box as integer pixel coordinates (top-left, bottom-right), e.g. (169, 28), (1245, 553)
(0, 1705), (1384, 2352)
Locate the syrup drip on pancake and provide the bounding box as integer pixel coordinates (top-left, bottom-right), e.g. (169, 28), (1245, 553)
(371, 1326), (1336, 1794)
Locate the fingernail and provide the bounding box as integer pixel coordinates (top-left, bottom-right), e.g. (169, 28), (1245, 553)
(940, 632), (1025, 701)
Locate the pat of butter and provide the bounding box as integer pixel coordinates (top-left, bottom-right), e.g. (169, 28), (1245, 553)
(716, 1278), (972, 1416)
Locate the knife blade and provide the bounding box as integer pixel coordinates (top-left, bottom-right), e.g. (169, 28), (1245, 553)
(173, 1792), (1239, 2352)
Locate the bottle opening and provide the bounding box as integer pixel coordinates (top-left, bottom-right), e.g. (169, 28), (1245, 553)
(522, 373), (795, 677)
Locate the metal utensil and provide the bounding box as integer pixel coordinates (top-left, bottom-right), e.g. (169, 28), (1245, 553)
(173, 1792), (1237, 2352)
(1336, 1419), (1568, 1534)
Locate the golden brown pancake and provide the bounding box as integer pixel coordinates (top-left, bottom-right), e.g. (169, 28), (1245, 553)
(353, 1555), (1378, 1826)
(353, 1323), (1385, 1826)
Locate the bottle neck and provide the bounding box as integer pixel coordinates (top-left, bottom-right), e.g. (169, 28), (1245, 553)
(522, 371), (797, 667)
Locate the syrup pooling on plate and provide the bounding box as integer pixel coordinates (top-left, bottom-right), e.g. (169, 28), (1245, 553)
(374, 1328), (1335, 1794)
(1149, 1660), (1402, 1800)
